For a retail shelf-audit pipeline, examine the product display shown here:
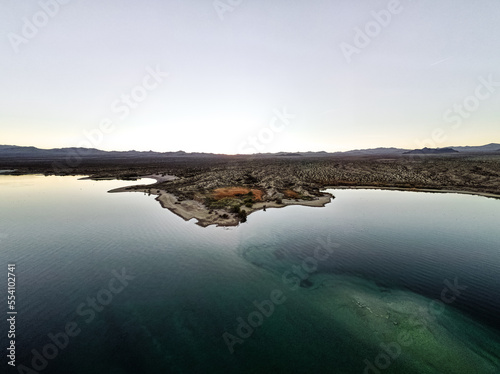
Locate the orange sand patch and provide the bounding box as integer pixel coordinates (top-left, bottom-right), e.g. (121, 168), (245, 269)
(283, 189), (300, 198)
(212, 187), (263, 201)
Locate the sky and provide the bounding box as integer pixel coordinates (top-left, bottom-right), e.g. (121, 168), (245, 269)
(1, 0), (499, 154)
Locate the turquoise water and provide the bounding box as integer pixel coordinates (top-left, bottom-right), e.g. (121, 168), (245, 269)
(0, 175), (499, 373)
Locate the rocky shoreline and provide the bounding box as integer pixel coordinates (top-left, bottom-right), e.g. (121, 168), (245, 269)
(109, 181), (333, 227)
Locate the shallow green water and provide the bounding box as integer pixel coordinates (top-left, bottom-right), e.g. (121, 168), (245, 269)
(0, 176), (499, 373)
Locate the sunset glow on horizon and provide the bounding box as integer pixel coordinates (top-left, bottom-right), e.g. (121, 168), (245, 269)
(1, 0), (499, 154)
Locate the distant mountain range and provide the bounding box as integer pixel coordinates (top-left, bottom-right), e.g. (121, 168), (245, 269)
(0, 143), (499, 159)
(403, 147), (459, 155)
(0, 145), (217, 159)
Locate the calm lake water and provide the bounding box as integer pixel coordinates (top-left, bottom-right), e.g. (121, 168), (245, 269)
(0, 175), (499, 373)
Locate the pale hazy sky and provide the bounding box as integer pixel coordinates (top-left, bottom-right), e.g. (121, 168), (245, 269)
(1, 0), (499, 154)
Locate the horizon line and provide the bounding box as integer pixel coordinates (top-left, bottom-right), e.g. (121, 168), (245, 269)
(1, 142), (499, 156)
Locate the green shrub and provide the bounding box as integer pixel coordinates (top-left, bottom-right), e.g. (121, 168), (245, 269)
(243, 197), (254, 208)
(238, 210), (247, 223)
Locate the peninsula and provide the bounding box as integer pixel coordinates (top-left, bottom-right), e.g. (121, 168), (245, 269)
(109, 173), (332, 227)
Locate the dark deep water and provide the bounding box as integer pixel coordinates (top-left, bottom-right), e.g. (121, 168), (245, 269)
(1, 175), (499, 373)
